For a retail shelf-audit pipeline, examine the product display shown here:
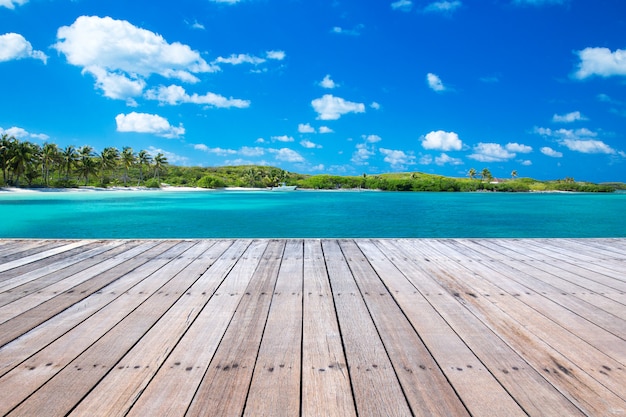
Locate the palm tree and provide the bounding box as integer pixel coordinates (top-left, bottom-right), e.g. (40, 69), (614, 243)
(98, 147), (120, 185)
(0, 134), (17, 185)
(77, 146), (96, 185)
(480, 168), (492, 183)
(511, 170), (518, 180)
(153, 152), (167, 181)
(120, 147), (136, 186)
(10, 141), (37, 186)
(468, 168), (477, 181)
(61, 145), (78, 182)
(40, 143), (59, 186)
(136, 149), (152, 185)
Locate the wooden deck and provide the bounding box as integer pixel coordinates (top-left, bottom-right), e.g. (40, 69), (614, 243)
(0, 239), (625, 416)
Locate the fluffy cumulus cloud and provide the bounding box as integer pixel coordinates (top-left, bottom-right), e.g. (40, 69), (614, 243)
(363, 134), (382, 143)
(115, 112), (185, 138)
(300, 139), (321, 149)
(319, 126), (334, 134)
(561, 139), (616, 154)
(379, 148), (415, 169)
(468, 143), (516, 162)
(147, 146), (189, 165)
(311, 94), (365, 120)
(270, 148), (304, 162)
(552, 111), (587, 123)
(573, 47), (626, 79)
(298, 123), (315, 133)
(213, 50), (284, 67)
(319, 74), (337, 89)
(541, 147), (563, 158)
(0, 0), (27, 9)
(0, 33), (48, 63)
(0, 126), (49, 141)
(421, 130), (462, 151)
(352, 143), (375, 165)
(145, 85), (250, 108)
(54, 16), (217, 100)
(426, 73), (446, 92)
(435, 153), (463, 166)
(505, 142), (533, 153)
(271, 135), (295, 143)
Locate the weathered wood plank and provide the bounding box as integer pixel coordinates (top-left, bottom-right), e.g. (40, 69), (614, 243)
(0, 240), (94, 273)
(301, 239), (356, 417)
(124, 240), (266, 417)
(244, 240), (303, 416)
(340, 240), (470, 416)
(323, 239), (412, 417)
(185, 240), (285, 417)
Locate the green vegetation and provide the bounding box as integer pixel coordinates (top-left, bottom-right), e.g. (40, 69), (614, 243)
(0, 135), (620, 192)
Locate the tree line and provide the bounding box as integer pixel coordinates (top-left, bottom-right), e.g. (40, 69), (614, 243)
(0, 134), (168, 188)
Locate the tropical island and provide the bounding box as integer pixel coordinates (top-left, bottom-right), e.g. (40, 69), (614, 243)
(1, 135), (623, 193)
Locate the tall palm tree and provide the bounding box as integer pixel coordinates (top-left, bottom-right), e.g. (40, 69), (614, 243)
(10, 141), (37, 186)
(98, 147), (120, 185)
(480, 168), (492, 183)
(136, 149), (152, 185)
(120, 147), (136, 186)
(0, 134), (17, 185)
(40, 143), (59, 186)
(61, 145), (78, 182)
(77, 146), (96, 185)
(152, 153), (167, 181)
(468, 168), (477, 181)
(511, 170), (518, 180)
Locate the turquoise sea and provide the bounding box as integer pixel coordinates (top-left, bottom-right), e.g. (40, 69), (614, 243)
(1, 190), (625, 239)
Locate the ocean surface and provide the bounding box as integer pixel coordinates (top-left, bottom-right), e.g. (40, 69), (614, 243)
(1, 190), (625, 239)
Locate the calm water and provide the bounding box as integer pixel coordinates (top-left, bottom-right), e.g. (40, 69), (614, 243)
(1, 190), (625, 238)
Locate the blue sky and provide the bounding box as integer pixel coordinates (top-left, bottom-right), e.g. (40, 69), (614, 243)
(1, 0), (625, 182)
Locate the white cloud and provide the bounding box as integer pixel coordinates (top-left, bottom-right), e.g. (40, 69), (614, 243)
(311, 94), (365, 120)
(468, 143), (516, 162)
(520, 160), (532, 166)
(319, 74), (337, 89)
(271, 135), (294, 143)
(298, 123), (315, 133)
(194, 145), (237, 156)
(214, 53), (265, 65)
(370, 102), (381, 110)
(240, 146), (265, 157)
(270, 148), (305, 162)
(379, 148), (415, 169)
(505, 142), (533, 153)
(0, 126), (49, 141)
(363, 134), (382, 143)
(561, 139), (616, 154)
(533, 126), (598, 140)
(351, 143), (375, 165)
(423, 1), (462, 14)
(147, 146), (189, 165)
(391, 0), (413, 11)
(209, 0), (242, 4)
(573, 47), (626, 79)
(319, 126), (334, 134)
(0, 0), (27, 9)
(189, 21), (205, 30)
(54, 16), (217, 100)
(0, 33), (47, 63)
(300, 139), (321, 149)
(426, 72), (446, 92)
(435, 153), (463, 166)
(115, 112), (185, 138)
(541, 147), (563, 158)
(266, 50), (285, 60)
(552, 111), (587, 123)
(145, 84), (250, 108)
(421, 130), (462, 151)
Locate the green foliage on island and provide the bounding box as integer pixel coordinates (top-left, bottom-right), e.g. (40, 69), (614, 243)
(0, 134), (620, 192)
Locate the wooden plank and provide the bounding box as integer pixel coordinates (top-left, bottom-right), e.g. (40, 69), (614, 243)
(301, 239), (356, 417)
(67, 240), (242, 417)
(0, 240), (130, 305)
(0, 240), (69, 263)
(0, 240), (166, 345)
(0, 241), (202, 416)
(184, 240), (285, 417)
(0, 240), (95, 273)
(322, 239), (412, 417)
(0, 241), (181, 379)
(124, 240), (267, 417)
(358, 239), (528, 417)
(244, 240), (303, 416)
(423, 239), (626, 415)
(385, 239), (586, 416)
(340, 240), (470, 416)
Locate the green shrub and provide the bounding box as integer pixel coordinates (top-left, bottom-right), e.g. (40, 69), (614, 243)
(144, 178), (161, 188)
(197, 175), (226, 188)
